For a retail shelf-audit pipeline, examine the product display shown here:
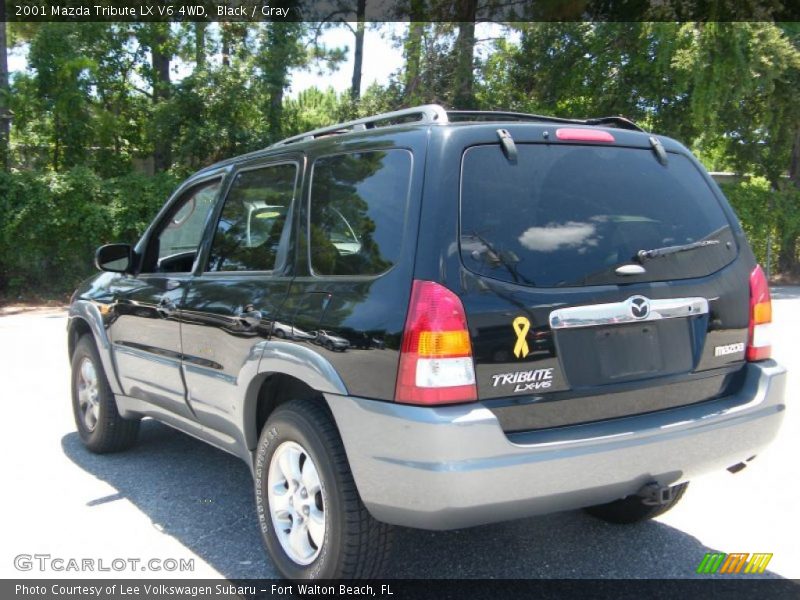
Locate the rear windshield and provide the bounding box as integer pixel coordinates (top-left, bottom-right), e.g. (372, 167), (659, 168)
(460, 144), (736, 288)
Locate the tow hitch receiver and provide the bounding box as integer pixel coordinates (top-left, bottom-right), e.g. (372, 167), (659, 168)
(637, 482), (677, 506)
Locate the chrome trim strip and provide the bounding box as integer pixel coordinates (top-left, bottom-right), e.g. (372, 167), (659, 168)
(112, 341), (182, 367)
(549, 296), (709, 330)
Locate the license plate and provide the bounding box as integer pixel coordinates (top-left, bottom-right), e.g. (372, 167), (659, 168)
(596, 324), (664, 380)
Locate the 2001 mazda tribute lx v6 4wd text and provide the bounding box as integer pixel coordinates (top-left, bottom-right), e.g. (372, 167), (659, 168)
(67, 105), (786, 579)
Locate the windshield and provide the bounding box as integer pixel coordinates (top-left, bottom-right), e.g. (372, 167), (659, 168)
(460, 143), (736, 287)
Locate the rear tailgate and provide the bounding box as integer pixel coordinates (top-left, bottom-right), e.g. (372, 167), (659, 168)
(458, 133), (752, 431)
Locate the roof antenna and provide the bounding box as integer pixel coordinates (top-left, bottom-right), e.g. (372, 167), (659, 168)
(496, 129), (517, 163)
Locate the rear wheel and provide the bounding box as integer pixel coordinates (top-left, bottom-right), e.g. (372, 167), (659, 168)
(71, 335), (139, 453)
(254, 398), (393, 579)
(584, 482), (689, 524)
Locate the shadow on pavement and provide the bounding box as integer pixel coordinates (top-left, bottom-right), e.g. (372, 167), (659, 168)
(63, 420), (784, 580)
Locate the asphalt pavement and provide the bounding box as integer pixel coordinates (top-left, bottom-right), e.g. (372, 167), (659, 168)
(1, 289), (798, 579)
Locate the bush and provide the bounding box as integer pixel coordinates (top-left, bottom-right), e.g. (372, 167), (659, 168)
(0, 168), (179, 297)
(720, 177), (800, 274)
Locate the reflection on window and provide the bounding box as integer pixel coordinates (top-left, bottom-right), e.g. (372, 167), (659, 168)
(461, 145), (733, 287)
(310, 150), (411, 276)
(518, 221), (599, 253)
(158, 180), (220, 260)
(207, 164), (297, 272)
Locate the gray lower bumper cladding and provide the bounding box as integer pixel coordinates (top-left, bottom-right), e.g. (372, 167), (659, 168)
(326, 361), (786, 530)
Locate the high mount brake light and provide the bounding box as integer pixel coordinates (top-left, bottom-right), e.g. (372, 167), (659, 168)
(555, 128), (615, 143)
(395, 280), (478, 405)
(747, 265), (772, 361)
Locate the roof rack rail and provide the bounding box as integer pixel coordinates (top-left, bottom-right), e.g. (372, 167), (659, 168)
(583, 116), (643, 131)
(268, 105), (644, 149)
(269, 104), (449, 148)
(446, 110), (644, 132)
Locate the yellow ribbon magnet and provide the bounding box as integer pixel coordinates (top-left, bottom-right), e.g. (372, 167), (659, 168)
(512, 316), (531, 358)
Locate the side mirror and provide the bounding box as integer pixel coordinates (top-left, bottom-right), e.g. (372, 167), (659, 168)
(95, 244), (133, 273)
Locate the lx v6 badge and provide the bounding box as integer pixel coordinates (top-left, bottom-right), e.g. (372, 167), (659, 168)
(491, 368), (554, 393)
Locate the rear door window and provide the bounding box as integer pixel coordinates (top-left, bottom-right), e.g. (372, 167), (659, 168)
(309, 150), (412, 276)
(460, 144), (736, 287)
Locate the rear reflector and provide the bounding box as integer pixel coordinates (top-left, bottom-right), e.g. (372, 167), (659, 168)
(395, 280), (478, 405)
(747, 265), (772, 361)
(555, 128), (615, 143)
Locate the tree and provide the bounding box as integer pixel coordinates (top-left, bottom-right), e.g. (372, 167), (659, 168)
(403, 0), (425, 104)
(194, 22), (207, 69)
(220, 22), (251, 67)
(451, 0), (477, 108)
(255, 18), (346, 142)
(480, 22), (800, 274)
(27, 23), (96, 170)
(0, 8), (9, 171)
(350, 0), (366, 102)
(138, 23), (175, 172)
(255, 22), (308, 142)
(167, 61), (265, 167)
(774, 23), (800, 188)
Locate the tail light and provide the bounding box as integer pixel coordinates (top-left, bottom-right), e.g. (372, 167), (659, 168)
(747, 265), (772, 361)
(395, 280), (477, 405)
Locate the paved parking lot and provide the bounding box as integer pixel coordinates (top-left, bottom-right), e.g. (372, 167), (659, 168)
(1, 290), (798, 579)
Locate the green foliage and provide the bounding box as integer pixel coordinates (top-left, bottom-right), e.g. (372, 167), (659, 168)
(721, 178), (800, 270)
(688, 23), (800, 185)
(4, 21), (800, 291)
(20, 23), (149, 175)
(283, 87), (352, 134)
(475, 22), (800, 273)
(166, 65), (267, 168)
(8, 21), (347, 175)
(0, 168), (179, 295)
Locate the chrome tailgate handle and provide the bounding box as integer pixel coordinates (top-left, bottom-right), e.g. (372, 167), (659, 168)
(549, 296), (709, 330)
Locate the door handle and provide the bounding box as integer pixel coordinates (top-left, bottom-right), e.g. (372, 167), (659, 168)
(237, 307), (263, 328)
(157, 296), (177, 318)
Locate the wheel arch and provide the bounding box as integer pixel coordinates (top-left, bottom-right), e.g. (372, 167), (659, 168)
(242, 341), (348, 451)
(68, 317), (93, 359)
(67, 301), (124, 396)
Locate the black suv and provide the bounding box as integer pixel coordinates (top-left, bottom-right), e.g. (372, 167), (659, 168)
(68, 105), (786, 579)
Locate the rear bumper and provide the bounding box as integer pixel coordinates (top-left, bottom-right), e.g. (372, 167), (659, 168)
(325, 360), (786, 530)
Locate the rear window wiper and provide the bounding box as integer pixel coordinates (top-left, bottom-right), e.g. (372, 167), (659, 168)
(637, 239), (720, 262)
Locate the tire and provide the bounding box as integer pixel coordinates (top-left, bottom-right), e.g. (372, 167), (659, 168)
(274, 329), (286, 339)
(71, 335), (140, 453)
(254, 398), (394, 579)
(584, 482), (689, 524)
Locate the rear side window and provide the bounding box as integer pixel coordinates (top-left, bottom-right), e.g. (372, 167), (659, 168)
(460, 144), (736, 288)
(206, 163), (297, 272)
(309, 150), (411, 276)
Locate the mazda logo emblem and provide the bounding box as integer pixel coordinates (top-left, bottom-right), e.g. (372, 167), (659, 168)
(629, 296), (650, 319)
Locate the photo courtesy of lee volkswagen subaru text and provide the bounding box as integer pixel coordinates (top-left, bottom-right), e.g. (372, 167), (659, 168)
(67, 105), (786, 579)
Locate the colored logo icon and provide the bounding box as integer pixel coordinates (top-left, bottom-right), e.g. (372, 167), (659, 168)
(696, 552), (773, 574)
